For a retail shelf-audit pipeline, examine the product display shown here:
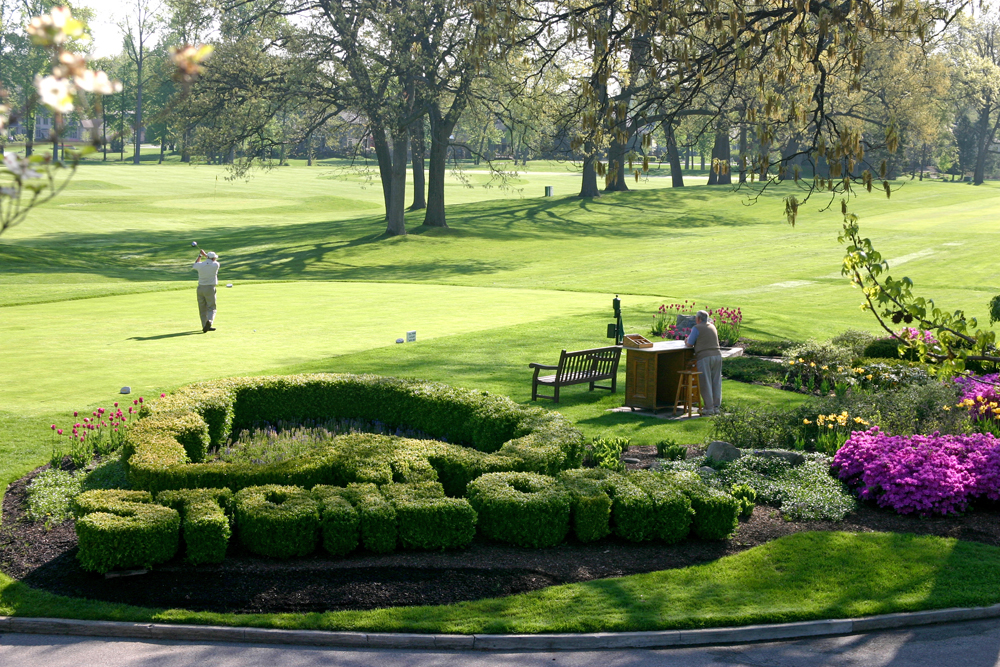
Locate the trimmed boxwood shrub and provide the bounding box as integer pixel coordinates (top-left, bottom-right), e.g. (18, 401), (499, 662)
(863, 337), (919, 361)
(557, 469), (612, 543)
(233, 485), (320, 558)
(627, 470), (694, 544)
(156, 488), (232, 565)
(466, 472), (571, 547)
(73, 490), (180, 573)
(311, 485), (360, 556)
(686, 487), (740, 540)
(128, 374), (584, 495)
(722, 357), (785, 385)
(601, 471), (657, 542)
(381, 482), (478, 550)
(344, 483), (398, 553)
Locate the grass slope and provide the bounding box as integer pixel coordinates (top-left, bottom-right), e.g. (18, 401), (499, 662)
(2, 532), (999, 633)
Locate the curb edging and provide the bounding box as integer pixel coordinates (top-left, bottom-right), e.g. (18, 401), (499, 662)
(3, 604), (1000, 650)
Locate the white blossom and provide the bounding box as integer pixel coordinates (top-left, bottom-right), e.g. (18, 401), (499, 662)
(35, 74), (75, 113)
(27, 6), (86, 46)
(3, 154), (41, 181)
(75, 69), (121, 95)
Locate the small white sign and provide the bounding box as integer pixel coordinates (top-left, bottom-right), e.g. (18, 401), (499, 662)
(406, 330), (417, 343)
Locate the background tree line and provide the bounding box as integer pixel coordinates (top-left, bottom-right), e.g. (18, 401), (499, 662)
(2, 0), (997, 235)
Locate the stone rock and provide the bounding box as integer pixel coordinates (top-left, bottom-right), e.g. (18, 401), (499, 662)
(698, 466), (719, 477)
(753, 449), (806, 466)
(705, 440), (742, 463)
(622, 457), (641, 465)
(120, 386), (131, 394)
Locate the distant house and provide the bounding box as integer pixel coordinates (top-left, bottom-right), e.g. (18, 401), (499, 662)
(8, 113), (116, 143)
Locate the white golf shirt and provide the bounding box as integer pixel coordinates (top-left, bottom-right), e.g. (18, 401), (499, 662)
(193, 259), (220, 286)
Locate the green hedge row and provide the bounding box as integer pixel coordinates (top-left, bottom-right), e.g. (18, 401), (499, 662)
(127, 374), (585, 494)
(73, 468), (740, 571)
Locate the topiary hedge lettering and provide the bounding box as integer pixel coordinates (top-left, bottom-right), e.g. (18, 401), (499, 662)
(156, 488), (232, 565)
(467, 472), (572, 548)
(71, 374), (744, 572)
(73, 468), (741, 571)
(73, 490), (181, 574)
(126, 374), (586, 495)
(233, 485), (321, 558)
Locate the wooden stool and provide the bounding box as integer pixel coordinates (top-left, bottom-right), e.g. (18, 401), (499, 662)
(674, 370), (703, 418)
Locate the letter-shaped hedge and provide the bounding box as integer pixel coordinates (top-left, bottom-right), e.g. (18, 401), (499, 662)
(73, 490), (180, 574)
(126, 374), (586, 495)
(233, 485), (320, 558)
(467, 472), (571, 548)
(311, 486), (360, 556)
(381, 482), (478, 550)
(156, 488), (232, 565)
(558, 469), (613, 543)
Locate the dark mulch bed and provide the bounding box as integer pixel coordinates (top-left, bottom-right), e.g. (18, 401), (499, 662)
(4, 451), (1000, 615)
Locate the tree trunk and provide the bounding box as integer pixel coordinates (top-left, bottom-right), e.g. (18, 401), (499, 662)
(666, 124), (684, 188)
(385, 129), (408, 236)
(159, 130), (166, 163)
(973, 104), (993, 186)
(580, 147), (602, 197)
(738, 125), (747, 184)
(778, 135), (799, 181)
(424, 115), (453, 228)
(102, 104), (108, 161)
(133, 60), (143, 165)
(409, 120), (426, 210)
(371, 125), (394, 217)
(707, 130), (731, 185)
(181, 128), (190, 163)
(24, 109), (34, 157)
(604, 134), (629, 192)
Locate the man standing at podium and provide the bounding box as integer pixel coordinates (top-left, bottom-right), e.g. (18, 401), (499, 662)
(685, 310), (723, 416)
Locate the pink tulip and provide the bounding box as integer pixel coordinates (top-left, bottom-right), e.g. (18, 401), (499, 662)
(114, 402), (118, 408)
(160, 393), (165, 398)
(57, 429), (62, 435)
(50, 424), (56, 430)
(138, 397), (143, 403)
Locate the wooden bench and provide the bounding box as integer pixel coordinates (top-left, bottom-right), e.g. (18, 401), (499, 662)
(529, 346), (622, 403)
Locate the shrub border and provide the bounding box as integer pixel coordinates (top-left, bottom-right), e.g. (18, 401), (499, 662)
(126, 374), (586, 494)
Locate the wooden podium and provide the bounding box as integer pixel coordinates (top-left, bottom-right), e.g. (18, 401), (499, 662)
(623, 340), (694, 412)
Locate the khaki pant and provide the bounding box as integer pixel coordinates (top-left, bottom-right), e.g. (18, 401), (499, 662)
(696, 354), (723, 412)
(197, 285), (217, 327)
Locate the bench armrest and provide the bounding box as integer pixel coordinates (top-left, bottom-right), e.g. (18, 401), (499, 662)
(528, 363), (559, 370)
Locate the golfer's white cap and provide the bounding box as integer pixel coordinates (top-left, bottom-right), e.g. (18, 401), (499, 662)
(207, 251), (218, 259)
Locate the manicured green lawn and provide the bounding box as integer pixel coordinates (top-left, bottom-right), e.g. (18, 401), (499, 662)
(3, 532), (999, 633)
(1, 159), (999, 630)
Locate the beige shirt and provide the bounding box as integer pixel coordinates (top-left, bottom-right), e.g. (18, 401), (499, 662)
(692, 321), (722, 361)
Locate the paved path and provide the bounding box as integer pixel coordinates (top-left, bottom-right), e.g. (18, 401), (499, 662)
(3, 619), (1000, 667)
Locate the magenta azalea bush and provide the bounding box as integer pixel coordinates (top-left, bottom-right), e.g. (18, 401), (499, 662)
(833, 427), (1000, 515)
(898, 327), (939, 345)
(954, 373), (1000, 424)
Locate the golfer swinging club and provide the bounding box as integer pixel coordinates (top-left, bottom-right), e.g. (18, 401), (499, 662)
(193, 247), (220, 332)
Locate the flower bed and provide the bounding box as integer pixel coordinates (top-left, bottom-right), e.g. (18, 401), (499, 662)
(64, 374), (743, 573)
(833, 428), (1000, 515)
